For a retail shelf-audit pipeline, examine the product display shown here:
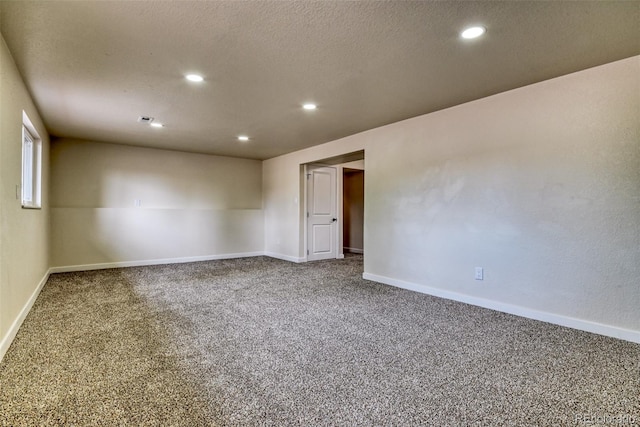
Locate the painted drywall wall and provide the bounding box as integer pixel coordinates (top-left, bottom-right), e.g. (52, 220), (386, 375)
(341, 160), (365, 170)
(263, 56), (640, 339)
(0, 37), (50, 359)
(51, 139), (263, 268)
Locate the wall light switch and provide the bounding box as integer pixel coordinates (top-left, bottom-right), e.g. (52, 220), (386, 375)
(135, 199), (142, 207)
(475, 267), (484, 281)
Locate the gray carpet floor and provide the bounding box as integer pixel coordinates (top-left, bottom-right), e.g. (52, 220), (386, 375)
(1, 255), (638, 426)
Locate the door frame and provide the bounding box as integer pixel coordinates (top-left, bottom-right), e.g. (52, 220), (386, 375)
(301, 150), (364, 263)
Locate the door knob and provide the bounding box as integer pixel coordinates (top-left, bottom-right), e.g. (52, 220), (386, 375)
(332, 218), (337, 222)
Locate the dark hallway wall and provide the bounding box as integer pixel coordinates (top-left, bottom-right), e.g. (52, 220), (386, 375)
(343, 169), (364, 253)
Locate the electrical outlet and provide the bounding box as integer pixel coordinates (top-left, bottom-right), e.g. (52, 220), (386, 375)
(475, 267), (484, 281)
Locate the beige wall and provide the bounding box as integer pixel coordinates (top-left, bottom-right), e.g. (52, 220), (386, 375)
(51, 139), (263, 268)
(0, 37), (50, 358)
(264, 56), (640, 339)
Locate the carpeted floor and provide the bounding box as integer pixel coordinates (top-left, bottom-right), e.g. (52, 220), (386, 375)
(1, 255), (638, 426)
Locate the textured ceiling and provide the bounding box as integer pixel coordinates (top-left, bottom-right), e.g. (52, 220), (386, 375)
(1, 1), (638, 160)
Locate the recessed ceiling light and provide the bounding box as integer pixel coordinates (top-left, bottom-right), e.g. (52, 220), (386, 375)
(185, 74), (204, 82)
(461, 26), (486, 39)
(150, 122), (164, 128)
(238, 135), (250, 142)
(303, 103), (317, 110)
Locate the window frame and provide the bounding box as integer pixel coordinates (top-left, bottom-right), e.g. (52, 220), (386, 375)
(21, 112), (42, 209)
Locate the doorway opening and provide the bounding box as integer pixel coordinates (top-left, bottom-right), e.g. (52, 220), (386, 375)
(303, 150), (364, 262)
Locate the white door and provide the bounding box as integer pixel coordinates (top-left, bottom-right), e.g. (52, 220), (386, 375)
(307, 165), (337, 261)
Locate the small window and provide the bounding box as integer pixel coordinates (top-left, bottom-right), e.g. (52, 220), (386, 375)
(21, 112), (42, 209)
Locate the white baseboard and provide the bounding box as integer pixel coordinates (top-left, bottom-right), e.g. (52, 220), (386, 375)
(264, 252), (346, 262)
(0, 268), (51, 363)
(344, 247), (363, 254)
(363, 272), (640, 344)
(264, 252), (305, 263)
(50, 251), (266, 273)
